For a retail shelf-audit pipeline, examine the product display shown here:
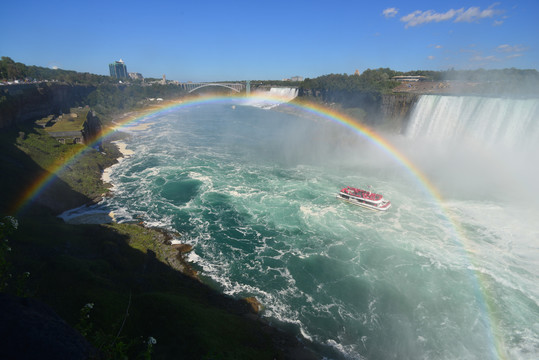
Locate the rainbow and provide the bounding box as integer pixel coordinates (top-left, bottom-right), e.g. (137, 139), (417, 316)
(11, 93), (506, 359)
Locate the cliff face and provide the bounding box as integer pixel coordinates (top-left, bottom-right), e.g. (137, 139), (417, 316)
(297, 90), (419, 133)
(82, 110), (102, 144)
(380, 93), (419, 133)
(0, 83), (95, 130)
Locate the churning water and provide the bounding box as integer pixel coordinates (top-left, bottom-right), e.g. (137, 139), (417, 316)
(101, 95), (539, 359)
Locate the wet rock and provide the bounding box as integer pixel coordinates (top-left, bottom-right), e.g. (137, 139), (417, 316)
(171, 243), (192, 254)
(244, 296), (263, 314)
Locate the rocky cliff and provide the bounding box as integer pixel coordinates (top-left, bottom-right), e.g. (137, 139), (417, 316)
(82, 110), (102, 145)
(0, 83), (95, 129)
(380, 93), (419, 133)
(296, 89), (419, 132)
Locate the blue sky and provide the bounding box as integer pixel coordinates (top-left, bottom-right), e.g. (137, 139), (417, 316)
(1, 1), (537, 81)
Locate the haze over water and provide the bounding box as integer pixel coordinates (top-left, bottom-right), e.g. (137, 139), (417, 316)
(99, 94), (539, 359)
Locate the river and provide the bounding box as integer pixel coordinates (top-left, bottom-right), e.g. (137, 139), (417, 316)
(95, 94), (539, 359)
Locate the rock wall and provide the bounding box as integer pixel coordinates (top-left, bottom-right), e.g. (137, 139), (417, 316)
(296, 90), (419, 132)
(82, 110), (102, 144)
(0, 83), (95, 130)
(379, 93), (419, 133)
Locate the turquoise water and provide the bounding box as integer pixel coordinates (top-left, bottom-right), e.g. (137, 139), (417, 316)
(102, 100), (539, 359)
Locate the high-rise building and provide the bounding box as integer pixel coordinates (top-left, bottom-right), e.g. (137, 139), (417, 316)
(109, 59), (128, 79)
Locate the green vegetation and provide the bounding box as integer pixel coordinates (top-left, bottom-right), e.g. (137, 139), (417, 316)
(301, 68), (399, 97)
(299, 67), (539, 99)
(6, 125), (120, 208)
(4, 215), (283, 358)
(0, 56), (115, 85)
(297, 69), (401, 124)
(85, 83), (184, 121)
(43, 107), (89, 133)
(0, 56), (187, 128)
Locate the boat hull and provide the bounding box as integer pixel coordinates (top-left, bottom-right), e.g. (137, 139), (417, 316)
(336, 194), (392, 211)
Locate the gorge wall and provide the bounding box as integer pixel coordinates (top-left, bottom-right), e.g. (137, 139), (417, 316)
(82, 110), (103, 144)
(379, 93), (419, 132)
(297, 88), (420, 132)
(0, 83), (95, 129)
(1, 83), (422, 136)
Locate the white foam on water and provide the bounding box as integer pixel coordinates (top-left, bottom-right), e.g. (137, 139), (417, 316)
(94, 100), (539, 360)
(58, 204), (114, 224)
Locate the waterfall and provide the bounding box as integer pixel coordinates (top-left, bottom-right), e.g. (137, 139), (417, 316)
(406, 95), (539, 151)
(265, 87), (298, 100)
(246, 87), (298, 109)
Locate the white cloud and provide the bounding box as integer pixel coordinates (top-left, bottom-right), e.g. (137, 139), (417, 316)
(471, 55), (500, 62)
(507, 53), (524, 59)
(435, 45), (442, 49)
(493, 20), (504, 26)
(455, 4), (501, 23)
(427, 55), (435, 60)
(400, 3), (504, 28)
(496, 44), (526, 53)
(401, 9), (457, 28)
(382, 7), (398, 18)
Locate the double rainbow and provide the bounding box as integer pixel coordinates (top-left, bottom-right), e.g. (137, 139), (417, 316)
(11, 93), (506, 359)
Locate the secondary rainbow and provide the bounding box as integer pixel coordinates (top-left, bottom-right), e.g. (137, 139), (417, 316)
(11, 93), (506, 359)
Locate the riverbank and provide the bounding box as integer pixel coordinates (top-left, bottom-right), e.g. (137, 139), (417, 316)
(107, 97), (184, 129)
(50, 100), (328, 359)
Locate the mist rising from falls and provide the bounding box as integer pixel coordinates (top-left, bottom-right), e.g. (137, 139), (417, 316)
(402, 95), (539, 204)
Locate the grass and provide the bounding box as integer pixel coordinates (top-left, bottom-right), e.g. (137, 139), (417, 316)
(43, 107), (89, 133)
(7, 217), (282, 359)
(1, 124), (121, 213)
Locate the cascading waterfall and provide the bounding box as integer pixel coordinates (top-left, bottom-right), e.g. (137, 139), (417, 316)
(406, 95), (539, 151)
(266, 87), (298, 100)
(403, 94), (539, 204)
(248, 87), (298, 109)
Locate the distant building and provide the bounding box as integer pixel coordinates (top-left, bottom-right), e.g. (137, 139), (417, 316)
(290, 76), (304, 82)
(109, 59), (128, 79)
(129, 72), (143, 80)
(354, 69), (360, 76)
(161, 74), (166, 85)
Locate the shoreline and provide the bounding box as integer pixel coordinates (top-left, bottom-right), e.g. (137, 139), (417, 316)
(62, 97), (330, 359)
(101, 139), (134, 185)
(107, 98), (184, 129)
(100, 100), (324, 358)
(58, 140), (133, 225)
(60, 106), (204, 277)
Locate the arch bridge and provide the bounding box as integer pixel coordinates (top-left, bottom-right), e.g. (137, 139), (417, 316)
(181, 82), (244, 93)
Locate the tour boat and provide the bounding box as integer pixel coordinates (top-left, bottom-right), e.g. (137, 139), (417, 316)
(337, 186), (391, 211)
